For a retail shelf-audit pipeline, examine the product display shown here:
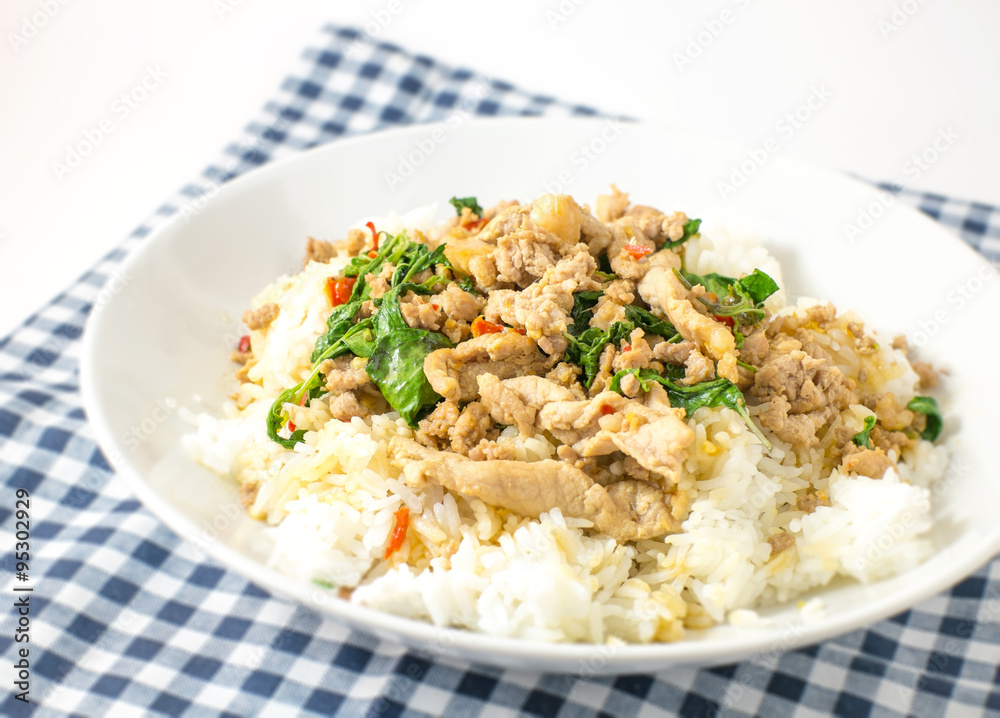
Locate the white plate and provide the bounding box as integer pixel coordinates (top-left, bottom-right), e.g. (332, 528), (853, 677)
(81, 118), (1000, 673)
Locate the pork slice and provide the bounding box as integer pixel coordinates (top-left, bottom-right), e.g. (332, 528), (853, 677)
(396, 443), (684, 543)
(423, 332), (551, 402)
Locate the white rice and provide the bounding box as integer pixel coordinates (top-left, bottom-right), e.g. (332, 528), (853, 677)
(184, 219), (948, 644)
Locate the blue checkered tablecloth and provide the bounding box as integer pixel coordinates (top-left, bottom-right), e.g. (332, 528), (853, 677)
(2, 24), (1000, 718)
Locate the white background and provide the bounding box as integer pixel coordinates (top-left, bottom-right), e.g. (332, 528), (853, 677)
(2, 0), (998, 338)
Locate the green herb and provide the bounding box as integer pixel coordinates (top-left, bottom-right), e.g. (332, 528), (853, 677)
(624, 305), (677, 340)
(569, 291), (604, 336)
(907, 396), (943, 442)
(675, 267), (779, 327)
(269, 230), (460, 447)
(738, 269), (780, 304)
(598, 252), (614, 276)
(852, 415), (877, 449)
(608, 368), (771, 449)
(312, 579), (334, 589)
(366, 282), (452, 426)
(593, 270), (618, 282)
(662, 218), (702, 249)
(449, 196), (483, 216)
(566, 322), (632, 387)
(267, 319), (377, 448)
(680, 270), (734, 298)
(736, 359), (757, 373)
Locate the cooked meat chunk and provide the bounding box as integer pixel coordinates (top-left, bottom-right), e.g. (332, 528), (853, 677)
(238, 481), (259, 509)
(365, 263), (395, 300)
(345, 228), (368, 256)
(752, 350), (857, 447)
(400, 293), (443, 332)
(468, 439), (517, 461)
(590, 295), (628, 330)
(611, 329), (655, 372)
(545, 362), (586, 397)
(242, 303), (279, 331)
(607, 217), (657, 280)
(320, 355), (371, 394)
(840, 443), (895, 478)
(595, 185), (630, 223)
(303, 237), (337, 266)
(768, 531), (795, 556)
(681, 348), (715, 385)
(436, 283), (485, 323)
(392, 437), (685, 543)
(604, 279), (635, 305)
(450, 402), (493, 455)
(625, 206), (690, 247)
(638, 251), (739, 383)
(537, 389), (693, 485)
(423, 332), (551, 403)
(913, 361), (938, 389)
(654, 339), (694, 365)
(738, 329), (769, 366)
(796, 491), (830, 513)
(891, 335), (908, 352)
(493, 231), (560, 287)
(861, 392), (915, 432)
(328, 391), (368, 421)
(415, 400), (460, 449)
(477, 373), (539, 436)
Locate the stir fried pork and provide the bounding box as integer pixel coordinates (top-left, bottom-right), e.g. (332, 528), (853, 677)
(638, 251), (740, 383)
(423, 332), (552, 403)
(390, 437), (685, 543)
(243, 188), (946, 547)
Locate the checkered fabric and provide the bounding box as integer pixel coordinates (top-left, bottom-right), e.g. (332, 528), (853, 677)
(2, 24), (999, 718)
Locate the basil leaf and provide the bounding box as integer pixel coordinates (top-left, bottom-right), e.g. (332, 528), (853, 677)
(624, 305), (677, 340)
(449, 196), (483, 216)
(907, 396), (943, 442)
(569, 291), (604, 336)
(681, 270), (735, 298)
(608, 368), (771, 449)
(566, 321), (633, 387)
(737, 269), (779, 304)
(852, 415), (877, 449)
(366, 283), (453, 426)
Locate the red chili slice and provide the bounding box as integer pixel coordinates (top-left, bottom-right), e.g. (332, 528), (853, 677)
(237, 335), (251, 353)
(384, 507), (410, 559)
(600, 405), (616, 416)
(471, 316), (505, 337)
(623, 244), (653, 260)
(326, 276), (357, 306)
